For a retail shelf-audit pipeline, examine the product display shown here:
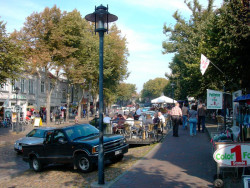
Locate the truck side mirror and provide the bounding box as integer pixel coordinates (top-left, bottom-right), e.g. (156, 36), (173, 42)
(58, 137), (67, 144)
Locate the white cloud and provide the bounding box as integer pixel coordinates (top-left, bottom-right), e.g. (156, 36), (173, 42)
(117, 23), (160, 54)
(123, 0), (190, 12)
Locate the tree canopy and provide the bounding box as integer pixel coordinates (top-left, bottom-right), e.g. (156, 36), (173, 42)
(116, 83), (137, 106)
(141, 78), (169, 102)
(162, 0), (250, 100)
(0, 20), (24, 85)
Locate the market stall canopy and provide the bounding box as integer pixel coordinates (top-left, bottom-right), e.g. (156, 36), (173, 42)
(151, 96), (177, 104)
(233, 94), (250, 102)
(27, 105), (37, 109)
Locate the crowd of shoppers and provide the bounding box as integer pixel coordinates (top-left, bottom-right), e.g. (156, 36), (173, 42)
(102, 101), (207, 138)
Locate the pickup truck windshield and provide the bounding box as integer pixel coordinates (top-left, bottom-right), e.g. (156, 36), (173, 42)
(64, 124), (99, 140)
(26, 129), (47, 138)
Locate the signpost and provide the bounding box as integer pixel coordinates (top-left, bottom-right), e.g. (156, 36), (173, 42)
(207, 89), (223, 109)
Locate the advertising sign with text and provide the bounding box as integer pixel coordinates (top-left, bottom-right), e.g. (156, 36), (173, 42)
(213, 144), (250, 167)
(207, 89), (223, 109)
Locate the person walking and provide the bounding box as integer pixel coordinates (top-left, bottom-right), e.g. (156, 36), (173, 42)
(188, 105), (198, 136)
(182, 103), (189, 130)
(171, 102), (182, 137)
(197, 100), (206, 133)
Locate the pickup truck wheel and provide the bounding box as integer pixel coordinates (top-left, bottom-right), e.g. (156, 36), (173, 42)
(76, 154), (93, 173)
(29, 156), (42, 172)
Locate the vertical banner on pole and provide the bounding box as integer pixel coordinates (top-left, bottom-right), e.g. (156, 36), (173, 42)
(207, 89), (223, 109)
(232, 90), (242, 126)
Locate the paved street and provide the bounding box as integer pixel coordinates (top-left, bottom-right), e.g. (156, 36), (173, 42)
(110, 127), (217, 188)
(0, 119), (91, 182)
(0, 127), (28, 181)
(0, 122), (244, 187)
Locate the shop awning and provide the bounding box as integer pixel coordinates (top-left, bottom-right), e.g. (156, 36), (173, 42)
(233, 94), (250, 102)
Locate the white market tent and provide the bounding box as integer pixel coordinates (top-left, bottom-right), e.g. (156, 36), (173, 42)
(151, 95), (177, 104)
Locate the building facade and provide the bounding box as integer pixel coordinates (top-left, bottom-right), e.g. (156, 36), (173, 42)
(0, 72), (72, 121)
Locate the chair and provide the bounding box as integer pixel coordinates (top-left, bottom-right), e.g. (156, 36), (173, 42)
(123, 124), (131, 136)
(147, 124), (156, 140)
(166, 115), (172, 129)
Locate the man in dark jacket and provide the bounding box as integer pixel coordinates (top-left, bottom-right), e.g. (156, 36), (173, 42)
(197, 100), (206, 132)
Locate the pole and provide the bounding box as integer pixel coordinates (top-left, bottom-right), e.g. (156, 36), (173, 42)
(223, 85), (226, 131)
(98, 31), (104, 185)
(172, 87), (174, 105)
(16, 93), (18, 132)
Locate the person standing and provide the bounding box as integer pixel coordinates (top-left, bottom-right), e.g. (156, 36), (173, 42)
(188, 105), (198, 136)
(134, 104), (142, 120)
(158, 112), (165, 132)
(197, 100), (206, 133)
(171, 102), (182, 137)
(182, 103), (189, 130)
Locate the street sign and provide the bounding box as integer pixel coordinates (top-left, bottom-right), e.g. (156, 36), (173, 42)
(207, 89), (223, 109)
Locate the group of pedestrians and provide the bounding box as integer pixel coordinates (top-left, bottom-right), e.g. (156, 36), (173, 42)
(103, 104), (168, 135)
(170, 100), (207, 137)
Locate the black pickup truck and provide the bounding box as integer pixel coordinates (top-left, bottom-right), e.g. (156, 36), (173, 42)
(22, 124), (128, 173)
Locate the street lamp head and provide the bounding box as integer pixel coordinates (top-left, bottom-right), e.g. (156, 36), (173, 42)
(171, 83), (175, 88)
(15, 86), (20, 94)
(85, 4), (118, 33)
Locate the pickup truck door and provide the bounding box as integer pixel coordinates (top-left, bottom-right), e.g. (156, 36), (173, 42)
(44, 130), (74, 163)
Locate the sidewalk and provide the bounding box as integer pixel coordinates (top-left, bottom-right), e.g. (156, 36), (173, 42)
(108, 123), (241, 188)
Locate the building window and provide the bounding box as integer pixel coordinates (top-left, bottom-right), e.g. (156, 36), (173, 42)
(41, 81), (45, 93)
(0, 83), (8, 91)
(12, 80), (16, 91)
(29, 79), (34, 94)
(21, 79), (25, 93)
(50, 83), (53, 91)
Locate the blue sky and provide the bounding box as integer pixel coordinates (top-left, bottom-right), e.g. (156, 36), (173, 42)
(0, 0), (223, 92)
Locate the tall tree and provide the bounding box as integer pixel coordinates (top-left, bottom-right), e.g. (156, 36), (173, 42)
(162, 0), (249, 100)
(141, 78), (169, 102)
(116, 83), (137, 106)
(0, 20), (24, 85)
(11, 6), (71, 123)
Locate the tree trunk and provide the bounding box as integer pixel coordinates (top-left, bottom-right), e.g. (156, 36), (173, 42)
(93, 96), (96, 116)
(66, 83), (71, 122)
(77, 87), (84, 119)
(86, 82), (91, 120)
(45, 72), (53, 125)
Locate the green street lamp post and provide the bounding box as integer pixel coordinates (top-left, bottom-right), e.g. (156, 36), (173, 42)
(85, 5), (118, 185)
(171, 83), (175, 105)
(15, 86), (20, 132)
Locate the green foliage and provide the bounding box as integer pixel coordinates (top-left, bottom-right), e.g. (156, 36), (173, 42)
(141, 78), (169, 101)
(162, 0), (250, 100)
(10, 6), (130, 107)
(0, 20), (24, 85)
(116, 83), (137, 104)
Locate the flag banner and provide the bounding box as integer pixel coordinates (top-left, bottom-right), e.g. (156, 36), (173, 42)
(200, 54), (210, 75)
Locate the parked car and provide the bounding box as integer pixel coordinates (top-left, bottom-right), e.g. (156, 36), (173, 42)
(142, 107), (151, 112)
(14, 127), (54, 153)
(22, 124), (129, 173)
(145, 111), (156, 118)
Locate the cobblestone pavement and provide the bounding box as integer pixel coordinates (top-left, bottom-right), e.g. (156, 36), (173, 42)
(0, 119), (92, 182)
(0, 119), (157, 188)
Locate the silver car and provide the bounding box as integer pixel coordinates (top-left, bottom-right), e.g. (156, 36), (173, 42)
(14, 127), (54, 153)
